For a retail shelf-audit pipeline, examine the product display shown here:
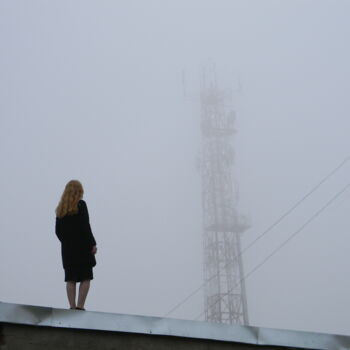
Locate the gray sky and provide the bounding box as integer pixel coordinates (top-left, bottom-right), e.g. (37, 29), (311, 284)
(1, 0), (350, 336)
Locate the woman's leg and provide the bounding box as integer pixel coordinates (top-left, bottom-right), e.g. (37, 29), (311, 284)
(66, 281), (76, 309)
(77, 280), (90, 309)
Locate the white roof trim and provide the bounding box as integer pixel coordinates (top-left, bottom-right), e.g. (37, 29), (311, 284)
(1, 302), (349, 350)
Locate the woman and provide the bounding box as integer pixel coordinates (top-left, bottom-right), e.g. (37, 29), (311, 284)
(55, 180), (97, 310)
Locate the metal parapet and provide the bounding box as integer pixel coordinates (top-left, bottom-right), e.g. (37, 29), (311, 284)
(1, 302), (350, 350)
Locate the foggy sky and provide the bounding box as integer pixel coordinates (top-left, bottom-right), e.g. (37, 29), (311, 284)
(1, 0), (350, 336)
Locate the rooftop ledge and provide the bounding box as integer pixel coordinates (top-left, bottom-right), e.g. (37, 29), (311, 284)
(1, 302), (350, 350)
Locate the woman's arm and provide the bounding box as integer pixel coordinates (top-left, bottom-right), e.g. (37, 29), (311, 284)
(55, 217), (62, 241)
(80, 200), (97, 248)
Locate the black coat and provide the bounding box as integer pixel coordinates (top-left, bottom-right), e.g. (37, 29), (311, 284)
(55, 199), (97, 269)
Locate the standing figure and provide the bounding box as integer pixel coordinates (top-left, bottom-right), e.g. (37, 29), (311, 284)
(55, 180), (97, 310)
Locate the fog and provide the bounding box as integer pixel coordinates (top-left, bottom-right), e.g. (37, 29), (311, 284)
(1, 0), (350, 336)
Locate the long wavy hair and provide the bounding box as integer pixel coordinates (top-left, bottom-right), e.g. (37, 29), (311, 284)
(55, 180), (84, 218)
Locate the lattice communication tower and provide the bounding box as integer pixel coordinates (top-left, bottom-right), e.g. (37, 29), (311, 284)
(199, 72), (249, 325)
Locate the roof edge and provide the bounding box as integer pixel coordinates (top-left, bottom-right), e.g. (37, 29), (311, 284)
(1, 302), (349, 350)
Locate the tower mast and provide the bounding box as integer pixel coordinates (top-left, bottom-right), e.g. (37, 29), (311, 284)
(199, 70), (249, 324)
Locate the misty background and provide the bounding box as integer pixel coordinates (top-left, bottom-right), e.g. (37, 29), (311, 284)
(1, 0), (350, 336)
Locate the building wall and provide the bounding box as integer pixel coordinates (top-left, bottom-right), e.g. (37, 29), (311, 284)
(0, 323), (290, 350)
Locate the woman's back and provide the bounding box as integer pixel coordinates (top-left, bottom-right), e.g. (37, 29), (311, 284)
(58, 200), (89, 238)
(56, 199), (96, 268)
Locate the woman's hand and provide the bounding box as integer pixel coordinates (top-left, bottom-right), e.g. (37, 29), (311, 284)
(91, 246), (97, 255)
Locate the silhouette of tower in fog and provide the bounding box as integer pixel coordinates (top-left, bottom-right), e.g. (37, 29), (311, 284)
(198, 70), (249, 324)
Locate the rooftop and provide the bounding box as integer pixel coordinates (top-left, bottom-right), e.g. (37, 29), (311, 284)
(1, 302), (349, 350)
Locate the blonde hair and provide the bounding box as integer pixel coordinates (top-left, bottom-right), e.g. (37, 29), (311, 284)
(55, 180), (84, 218)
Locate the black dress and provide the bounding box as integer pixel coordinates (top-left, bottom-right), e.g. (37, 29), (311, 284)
(55, 199), (97, 282)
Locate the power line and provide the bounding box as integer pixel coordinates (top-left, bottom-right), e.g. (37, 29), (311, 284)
(240, 156), (350, 259)
(194, 180), (350, 321)
(163, 155), (350, 318)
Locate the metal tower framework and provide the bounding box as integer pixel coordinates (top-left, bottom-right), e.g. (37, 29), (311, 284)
(199, 74), (249, 325)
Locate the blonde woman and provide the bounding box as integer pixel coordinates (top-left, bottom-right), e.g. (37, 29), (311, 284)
(55, 180), (97, 310)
